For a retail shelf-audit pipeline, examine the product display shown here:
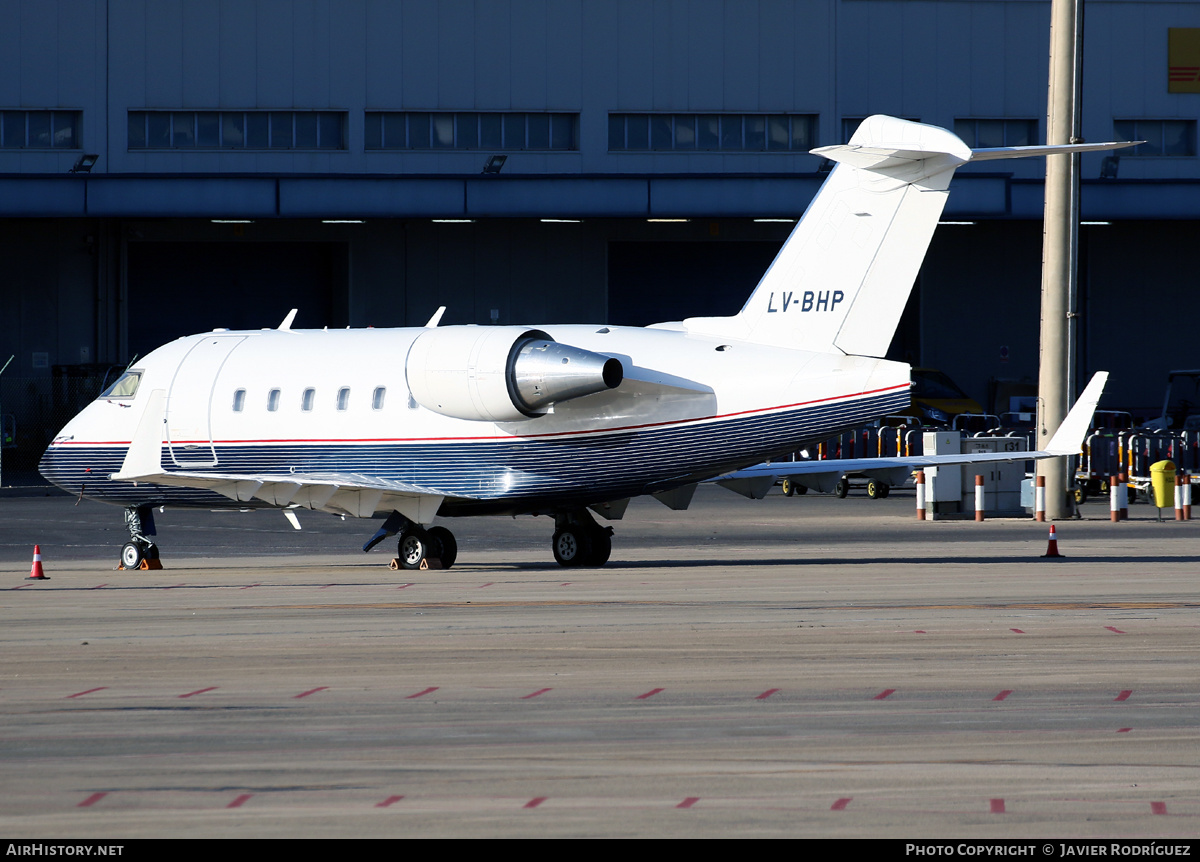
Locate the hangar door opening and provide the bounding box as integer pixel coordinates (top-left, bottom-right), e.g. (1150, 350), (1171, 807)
(607, 242), (780, 327)
(125, 242), (345, 360)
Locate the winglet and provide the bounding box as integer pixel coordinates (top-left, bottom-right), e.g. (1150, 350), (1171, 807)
(278, 309), (298, 331)
(110, 388), (167, 481)
(425, 306), (446, 328)
(1046, 372), (1108, 455)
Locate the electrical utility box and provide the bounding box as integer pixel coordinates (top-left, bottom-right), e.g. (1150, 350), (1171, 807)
(959, 437), (1026, 516)
(923, 432), (1027, 518)
(923, 431), (962, 516)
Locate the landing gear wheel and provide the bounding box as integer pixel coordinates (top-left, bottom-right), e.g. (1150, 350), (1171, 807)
(867, 479), (883, 499)
(782, 478), (795, 497)
(397, 529), (430, 571)
(427, 526), (458, 569)
(794, 482), (808, 495)
(588, 531), (612, 566)
(120, 542), (145, 570)
(834, 478), (849, 498)
(552, 527), (594, 567)
(1073, 485), (1087, 505)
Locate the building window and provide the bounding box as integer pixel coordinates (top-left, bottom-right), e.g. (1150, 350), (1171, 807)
(365, 112), (578, 151)
(336, 387), (350, 411)
(953, 119), (1038, 148)
(608, 113), (817, 152)
(128, 111), (346, 150)
(1, 110), (81, 149)
(301, 388), (315, 412)
(232, 389), (246, 412)
(267, 389), (281, 412)
(1114, 119), (1196, 156)
(372, 387), (386, 410)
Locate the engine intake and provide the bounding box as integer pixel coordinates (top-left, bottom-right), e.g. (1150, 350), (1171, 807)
(405, 326), (623, 422)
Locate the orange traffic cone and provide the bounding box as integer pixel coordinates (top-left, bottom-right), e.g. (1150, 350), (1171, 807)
(1041, 525), (1064, 559)
(27, 545), (49, 580)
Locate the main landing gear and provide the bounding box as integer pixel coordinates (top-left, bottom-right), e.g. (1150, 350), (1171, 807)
(551, 510), (613, 567)
(363, 511), (457, 571)
(119, 505), (161, 570)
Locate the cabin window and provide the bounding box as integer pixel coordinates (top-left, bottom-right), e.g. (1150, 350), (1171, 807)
(98, 370), (141, 399)
(267, 389), (280, 412)
(232, 389), (245, 412)
(372, 387), (386, 410)
(301, 388), (315, 411)
(337, 387), (350, 411)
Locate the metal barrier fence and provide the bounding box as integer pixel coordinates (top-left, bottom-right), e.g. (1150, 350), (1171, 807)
(1079, 429), (1200, 493)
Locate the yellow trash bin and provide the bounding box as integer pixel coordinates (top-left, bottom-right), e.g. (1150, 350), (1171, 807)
(1150, 460), (1176, 509)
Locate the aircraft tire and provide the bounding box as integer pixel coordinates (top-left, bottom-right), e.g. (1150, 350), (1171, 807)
(834, 478), (849, 498)
(782, 478), (795, 497)
(397, 530), (430, 570)
(120, 542), (144, 570)
(587, 531), (612, 566)
(794, 482), (808, 495)
(552, 527), (593, 567)
(867, 479), (881, 499)
(428, 526), (457, 569)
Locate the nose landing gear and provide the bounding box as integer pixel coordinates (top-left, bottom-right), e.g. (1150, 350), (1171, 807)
(119, 505), (162, 570)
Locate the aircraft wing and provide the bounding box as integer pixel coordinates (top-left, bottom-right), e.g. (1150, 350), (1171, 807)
(718, 372), (1107, 492)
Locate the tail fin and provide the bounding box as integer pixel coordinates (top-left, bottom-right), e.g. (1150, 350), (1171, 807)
(684, 116), (970, 355)
(681, 116), (1133, 357)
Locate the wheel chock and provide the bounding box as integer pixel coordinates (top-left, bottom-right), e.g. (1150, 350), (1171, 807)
(388, 558), (400, 570)
(117, 558), (164, 571)
(388, 557), (442, 570)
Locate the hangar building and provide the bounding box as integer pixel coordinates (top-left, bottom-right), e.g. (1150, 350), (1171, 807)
(2, 0), (1199, 471)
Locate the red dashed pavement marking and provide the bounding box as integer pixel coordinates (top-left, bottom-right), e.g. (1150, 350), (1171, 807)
(77, 792), (106, 808)
(1106, 626), (1126, 634)
(66, 687), (106, 699)
(407, 687), (438, 699)
(1115, 690), (1133, 702)
(227, 794), (252, 809)
(990, 799), (1006, 814)
(756, 688), (780, 700)
(636, 688), (664, 700)
(873, 689), (895, 700)
(677, 797), (700, 809)
(521, 688), (552, 699)
(1010, 628), (1025, 634)
(179, 687), (217, 699)
(238, 583), (261, 590)
(993, 690), (1014, 701)
(1151, 802), (1168, 815)
(913, 630), (927, 634)
(479, 582), (494, 588)
(295, 687), (328, 698)
(376, 795), (404, 808)
(1118, 727), (1133, 733)
(397, 583), (412, 589)
(524, 797), (547, 809)
(831, 797), (852, 811)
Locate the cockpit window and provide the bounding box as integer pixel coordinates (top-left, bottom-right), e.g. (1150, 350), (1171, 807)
(98, 371), (142, 399)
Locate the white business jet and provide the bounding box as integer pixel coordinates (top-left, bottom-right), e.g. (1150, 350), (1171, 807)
(39, 116), (1125, 570)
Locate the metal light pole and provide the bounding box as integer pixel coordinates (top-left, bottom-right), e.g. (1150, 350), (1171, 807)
(1037, 0), (1083, 519)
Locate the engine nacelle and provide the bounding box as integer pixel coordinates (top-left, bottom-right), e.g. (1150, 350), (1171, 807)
(405, 326), (623, 422)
